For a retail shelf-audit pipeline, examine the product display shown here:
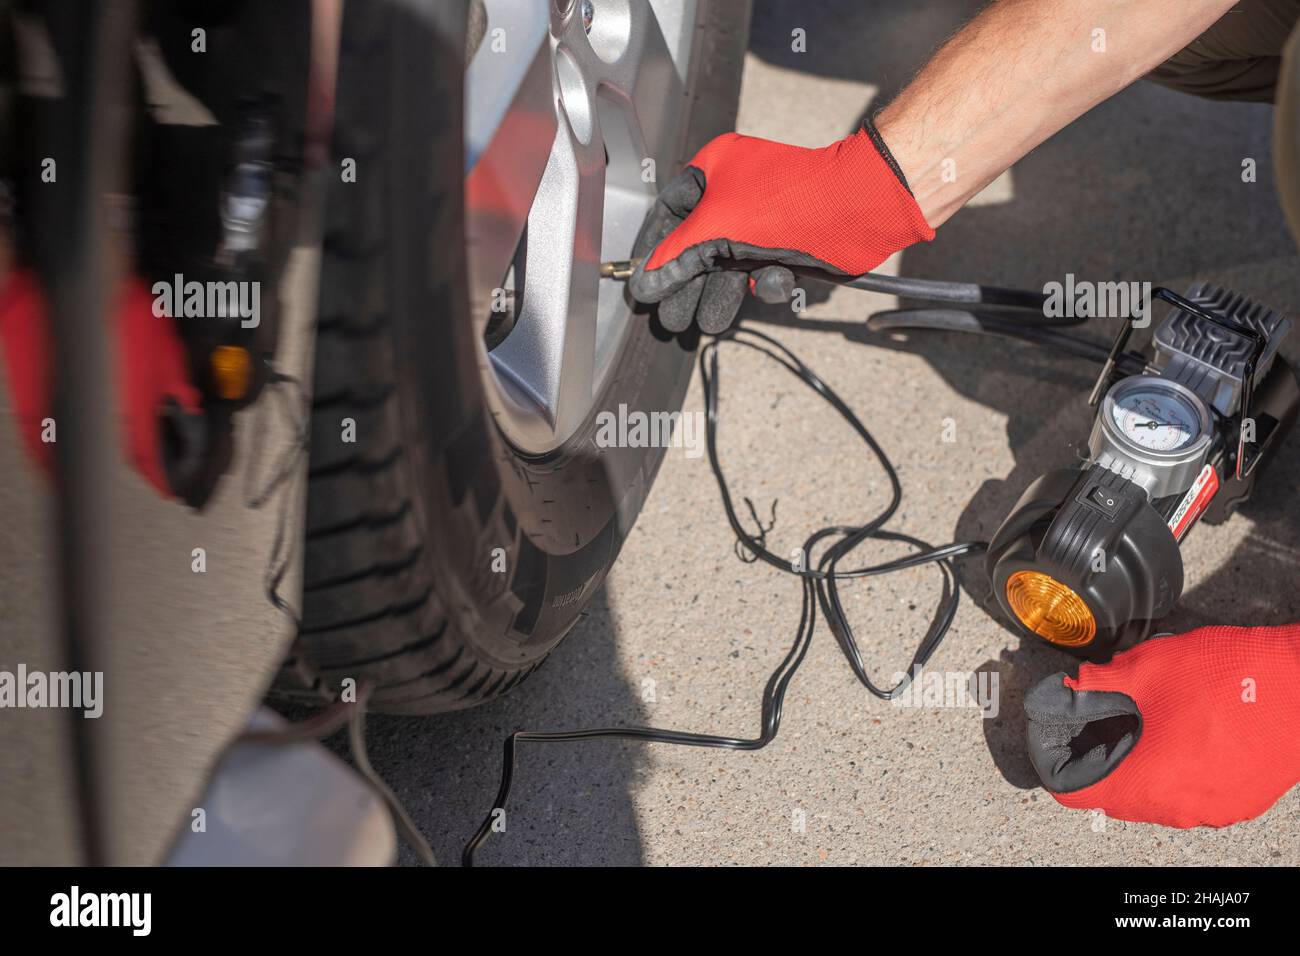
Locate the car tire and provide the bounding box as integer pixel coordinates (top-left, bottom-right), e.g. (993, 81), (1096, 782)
(274, 0), (750, 713)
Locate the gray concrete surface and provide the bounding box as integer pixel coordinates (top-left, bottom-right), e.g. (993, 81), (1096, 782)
(365, 0), (1300, 866)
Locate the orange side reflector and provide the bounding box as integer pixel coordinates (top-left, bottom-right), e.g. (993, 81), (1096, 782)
(211, 345), (252, 401)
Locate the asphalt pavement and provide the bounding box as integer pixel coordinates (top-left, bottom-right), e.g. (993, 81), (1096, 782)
(360, 0), (1300, 866)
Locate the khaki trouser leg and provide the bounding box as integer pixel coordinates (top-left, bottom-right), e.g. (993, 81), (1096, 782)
(1146, 0), (1300, 103)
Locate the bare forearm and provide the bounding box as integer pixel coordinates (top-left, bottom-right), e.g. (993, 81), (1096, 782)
(877, 0), (1237, 227)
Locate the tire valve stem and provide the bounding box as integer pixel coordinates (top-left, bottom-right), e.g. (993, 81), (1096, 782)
(599, 258), (641, 280)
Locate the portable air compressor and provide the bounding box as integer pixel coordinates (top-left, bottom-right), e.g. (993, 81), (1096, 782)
(987, 283), (1299, 660)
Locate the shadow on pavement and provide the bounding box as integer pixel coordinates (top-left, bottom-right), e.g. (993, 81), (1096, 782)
(318, 587), (649, 866)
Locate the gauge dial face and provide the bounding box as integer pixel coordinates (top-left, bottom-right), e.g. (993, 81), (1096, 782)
(1110, 386), (1201, 452)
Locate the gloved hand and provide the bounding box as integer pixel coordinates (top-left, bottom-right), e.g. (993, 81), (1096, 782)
(0, 268), (203, 496)
(1025, 624), (1300, 828)
(115, 276), (205, 495)
(0, 267), (53, 474)
(628, 120), (934, 334)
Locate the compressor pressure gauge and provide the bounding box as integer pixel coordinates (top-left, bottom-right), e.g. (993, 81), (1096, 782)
(1090, 375), (1213, 500)
(1109, 380), (1203, 452)
(987, 282), (1298, 662)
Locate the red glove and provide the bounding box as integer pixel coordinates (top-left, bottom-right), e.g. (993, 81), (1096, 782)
(1025, 624), (1300, 828)
(628, 121), (934, 333)
(0, 268), (201, 495)
(0, 268), (54, 473)
(115, 277), (204, 493)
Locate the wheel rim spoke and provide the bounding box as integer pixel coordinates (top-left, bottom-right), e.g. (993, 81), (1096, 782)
(489, 118), (603, 434)
(600, 0), (679, 164)
(471, 0), (694, 453)
(465, 1), (556, 323)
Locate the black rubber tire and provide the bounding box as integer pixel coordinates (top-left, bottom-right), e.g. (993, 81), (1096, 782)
(274, 0), (751, 714)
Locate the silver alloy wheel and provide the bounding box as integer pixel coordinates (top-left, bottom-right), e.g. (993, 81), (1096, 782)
(465, 0), (699, 454)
